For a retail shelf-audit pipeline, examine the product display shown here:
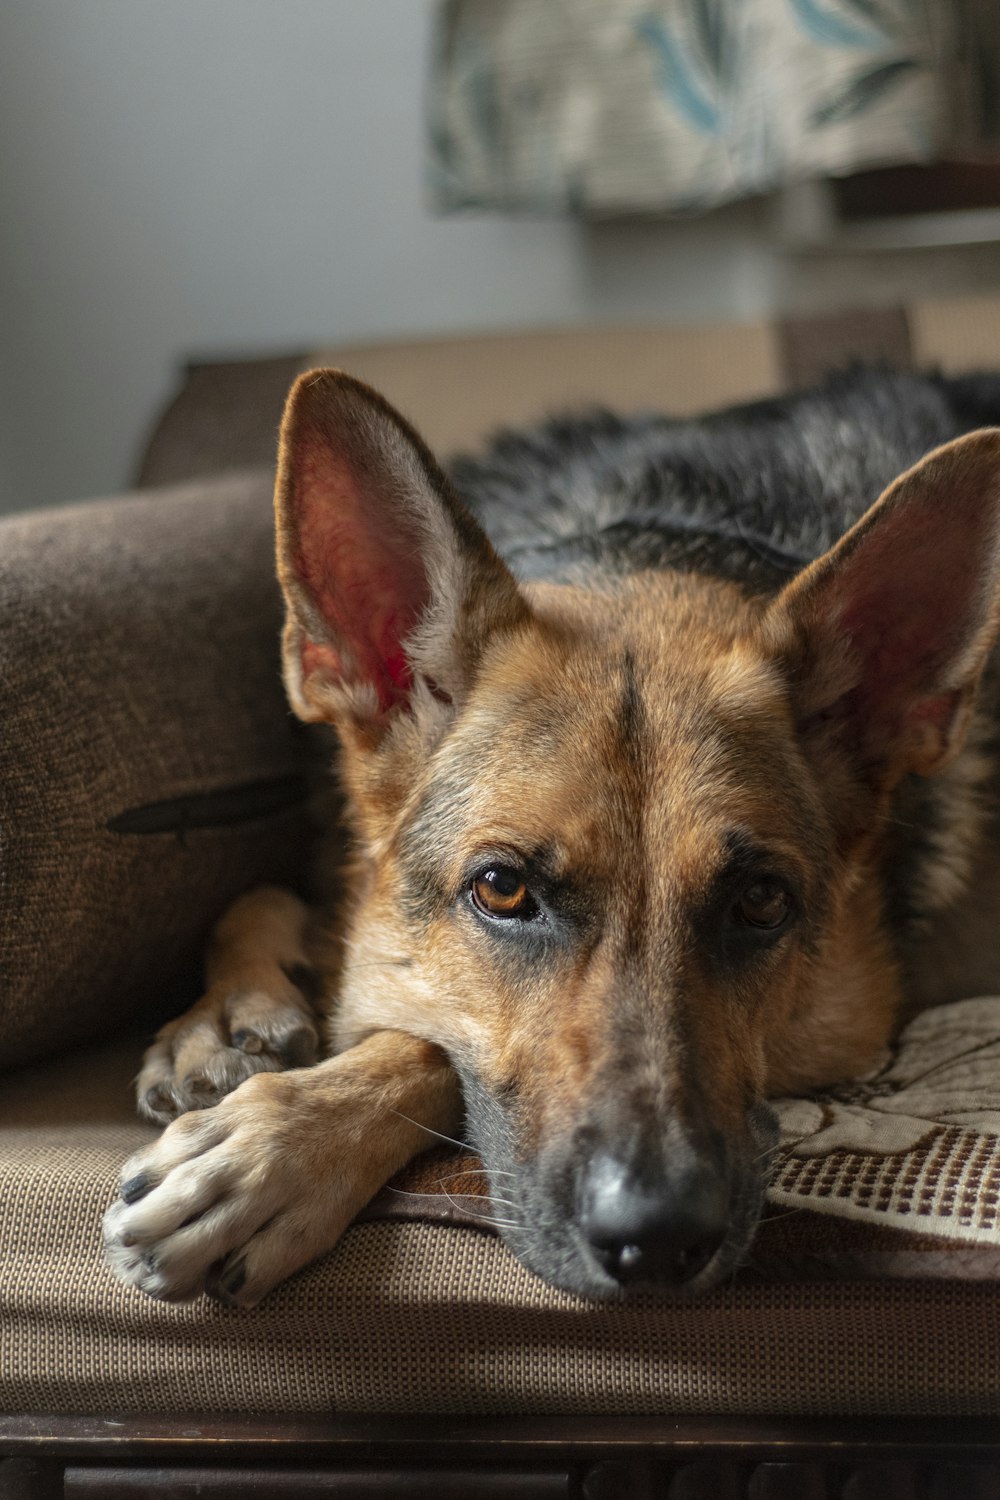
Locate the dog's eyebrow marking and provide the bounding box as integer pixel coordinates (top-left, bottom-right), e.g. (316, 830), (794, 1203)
(717, 828), (796, 883)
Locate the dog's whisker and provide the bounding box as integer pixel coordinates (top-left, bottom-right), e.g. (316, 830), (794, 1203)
(440, 1188), (519, 1226)
(757, 1202), (810, 1224)
(387, 1109), (475, 1153)
(383, 1184), (519, 1232)
(437, 1166), (518, 1184)
(435, 1177), (520, 1210)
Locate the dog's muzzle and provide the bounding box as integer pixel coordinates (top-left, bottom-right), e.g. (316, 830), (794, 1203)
(467, 1079), (779, 1300)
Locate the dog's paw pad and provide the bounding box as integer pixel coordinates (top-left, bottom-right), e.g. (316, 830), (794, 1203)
(277, 1024), (318, 1067)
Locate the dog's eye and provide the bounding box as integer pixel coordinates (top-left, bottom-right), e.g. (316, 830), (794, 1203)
(734, 879), (791, 930)
(471, 868), (533, 920)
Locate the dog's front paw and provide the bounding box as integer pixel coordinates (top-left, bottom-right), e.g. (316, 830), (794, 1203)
(136, 972), (319, 1125)
(104, 1069), (359, 1307)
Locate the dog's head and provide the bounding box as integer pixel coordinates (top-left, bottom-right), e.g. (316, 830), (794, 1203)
(275, 370), (1000, 1298)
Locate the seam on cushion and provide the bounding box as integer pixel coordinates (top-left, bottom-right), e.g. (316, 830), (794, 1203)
(106, 774), (309, 835)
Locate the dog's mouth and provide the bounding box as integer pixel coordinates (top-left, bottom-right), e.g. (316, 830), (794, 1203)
(465, 1087), (779, 1301)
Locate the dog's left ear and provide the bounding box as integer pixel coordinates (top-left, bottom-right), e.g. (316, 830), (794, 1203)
(766, 428), (1000, 787)
(274, 369), (529, 734)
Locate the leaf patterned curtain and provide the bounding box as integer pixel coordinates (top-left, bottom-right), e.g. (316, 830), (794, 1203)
(429, 0), (1000, 215)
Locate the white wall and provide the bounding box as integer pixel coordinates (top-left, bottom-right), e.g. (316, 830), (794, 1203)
(2, 1), (1000, 513)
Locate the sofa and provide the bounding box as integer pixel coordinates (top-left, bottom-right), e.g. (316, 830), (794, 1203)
(5, 299), (1000, 1497)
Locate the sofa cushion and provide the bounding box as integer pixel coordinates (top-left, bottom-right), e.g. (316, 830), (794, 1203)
(4, 1030), (1000, 1419)
(0, 472), (319, 1071)
(133, 294), (1000, 492)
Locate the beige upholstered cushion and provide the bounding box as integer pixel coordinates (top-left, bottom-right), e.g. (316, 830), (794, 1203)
(134, 294), (1000, 493)
(3, 1035), (1000, 1418)
(0, 473), (317, 1070)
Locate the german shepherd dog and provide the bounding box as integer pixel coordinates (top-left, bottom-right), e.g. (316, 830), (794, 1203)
(104, 367), (1000, 1307)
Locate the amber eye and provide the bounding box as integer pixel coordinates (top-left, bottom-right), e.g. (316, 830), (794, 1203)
(471, 867), (532, 919)
(735, 879), (791, 930)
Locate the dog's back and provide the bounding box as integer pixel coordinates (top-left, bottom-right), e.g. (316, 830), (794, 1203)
(454, 367), (1000, 587)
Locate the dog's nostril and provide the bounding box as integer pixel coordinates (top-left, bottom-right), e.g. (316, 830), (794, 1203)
(618, 1243), (643, 1276)
(579, 1150), (729, 1287)
(588, 1229), (722, 1286)
(590, 1239), (650, 1282)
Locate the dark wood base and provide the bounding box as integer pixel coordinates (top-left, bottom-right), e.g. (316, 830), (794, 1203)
(4, 1413), (1000, 1498)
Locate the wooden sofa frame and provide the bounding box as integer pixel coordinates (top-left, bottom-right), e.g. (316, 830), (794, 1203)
(5, 1412), (1000, 1497)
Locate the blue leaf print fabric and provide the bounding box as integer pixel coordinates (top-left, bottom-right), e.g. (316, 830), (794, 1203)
(429, 0), (1000, 214)
(788, 0), (884, 50)
(633, 14), (720, 134)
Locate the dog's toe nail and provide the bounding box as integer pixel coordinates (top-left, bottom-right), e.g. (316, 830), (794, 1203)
(232, 1030), (264, 1056)
(120, 1173), (151, 1204)
(209, 1256), (247, 1305)
(279, 1025), (317, 1067)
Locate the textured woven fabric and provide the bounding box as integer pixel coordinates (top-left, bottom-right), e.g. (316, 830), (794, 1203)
(0, 473), (317, 1070)
(770, 998), (1000, 1248)
(4, 1037), (1000, 1418)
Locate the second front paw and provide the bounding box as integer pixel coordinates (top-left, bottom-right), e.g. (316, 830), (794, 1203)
(136, 974), (319, 1125)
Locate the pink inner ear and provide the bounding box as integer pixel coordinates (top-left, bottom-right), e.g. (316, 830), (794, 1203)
(290, 435), (431, 711)
(825, 494), (982, 734)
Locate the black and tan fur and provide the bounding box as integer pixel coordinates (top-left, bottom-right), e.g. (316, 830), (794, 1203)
(105, 368), (1000, 1306)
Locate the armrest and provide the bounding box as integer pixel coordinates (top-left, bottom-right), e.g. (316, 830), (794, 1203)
(0, 471), (317, 1071)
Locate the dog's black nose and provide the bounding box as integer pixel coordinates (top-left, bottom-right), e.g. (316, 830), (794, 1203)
(578, 1149), (729, 1287)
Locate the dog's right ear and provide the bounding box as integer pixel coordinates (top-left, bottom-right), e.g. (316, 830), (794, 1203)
(275, 370), (529, 736)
